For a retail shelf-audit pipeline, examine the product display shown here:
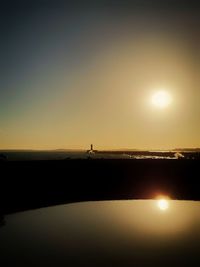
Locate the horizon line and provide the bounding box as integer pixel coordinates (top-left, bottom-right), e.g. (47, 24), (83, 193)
(0, 147), (200, 152)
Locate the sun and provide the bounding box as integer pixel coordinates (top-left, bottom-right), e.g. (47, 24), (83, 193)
(151, 90), (172, 109)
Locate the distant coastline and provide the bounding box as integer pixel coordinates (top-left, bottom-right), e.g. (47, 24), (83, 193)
(0, 148), (200, 161)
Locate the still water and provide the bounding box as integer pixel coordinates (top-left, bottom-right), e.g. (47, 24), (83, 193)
(0, 200), (200, 266)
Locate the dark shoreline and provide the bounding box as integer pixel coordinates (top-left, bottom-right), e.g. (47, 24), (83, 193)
(1, 158), (200, 214)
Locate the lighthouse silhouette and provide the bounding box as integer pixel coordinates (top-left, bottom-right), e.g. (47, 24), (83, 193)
(87, 144), (96, 154)
(90, 144), (93, 152)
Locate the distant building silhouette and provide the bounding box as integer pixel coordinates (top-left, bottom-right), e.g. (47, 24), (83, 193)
(87, 144), (97, 155)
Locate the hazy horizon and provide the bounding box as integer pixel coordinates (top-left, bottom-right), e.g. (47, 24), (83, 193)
(1, 146), (200, 152)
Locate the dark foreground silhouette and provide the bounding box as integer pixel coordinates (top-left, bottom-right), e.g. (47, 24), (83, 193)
(1, 159), (200, 214)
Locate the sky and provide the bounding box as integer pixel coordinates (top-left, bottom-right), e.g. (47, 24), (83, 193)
(0, 0), (200, 150)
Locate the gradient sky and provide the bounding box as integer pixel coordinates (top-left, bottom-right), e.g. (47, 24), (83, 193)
(1, 0), (200, 150)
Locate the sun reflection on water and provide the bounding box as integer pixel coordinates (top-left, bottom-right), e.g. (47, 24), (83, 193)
(157, 197), (169, 211)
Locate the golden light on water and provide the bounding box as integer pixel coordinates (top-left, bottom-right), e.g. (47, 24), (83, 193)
(157, 198), (169, 211)
(151, 90), (172, 109)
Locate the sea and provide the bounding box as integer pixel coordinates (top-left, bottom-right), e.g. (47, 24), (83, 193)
(0, 150), (180, 161)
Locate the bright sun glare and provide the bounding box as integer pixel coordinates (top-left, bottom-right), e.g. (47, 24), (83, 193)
(151, 90), (172, 109)
(157, 198), (169, 211)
